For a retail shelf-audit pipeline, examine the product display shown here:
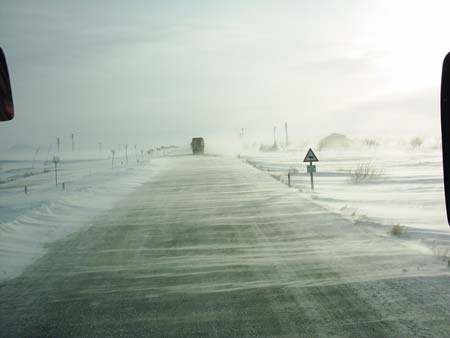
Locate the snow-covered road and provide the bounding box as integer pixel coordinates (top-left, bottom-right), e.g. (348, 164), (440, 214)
(1, 155), (450, 337)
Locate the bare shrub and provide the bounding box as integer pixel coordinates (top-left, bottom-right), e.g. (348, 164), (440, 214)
(410, 137), (424, 149)
(349, 162), (384, 184)
(430, 241), (450, 260)
(390, 224), (406, 236)
(363, 138), (379, 147)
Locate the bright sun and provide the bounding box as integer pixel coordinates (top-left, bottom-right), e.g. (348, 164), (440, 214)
(357, 0), (450, 93)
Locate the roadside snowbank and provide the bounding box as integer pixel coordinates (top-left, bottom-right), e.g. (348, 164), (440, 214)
(242, 144), (450, 255)
(0, 151), (161, 281)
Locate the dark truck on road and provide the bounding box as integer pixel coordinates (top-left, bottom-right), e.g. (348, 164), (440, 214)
(191, 138), (205, 155)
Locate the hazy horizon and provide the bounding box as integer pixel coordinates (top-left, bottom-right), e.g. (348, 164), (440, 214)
(1, 0), (449, 150)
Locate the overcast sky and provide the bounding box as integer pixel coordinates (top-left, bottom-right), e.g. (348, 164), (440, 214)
(1, 0), (449, 150)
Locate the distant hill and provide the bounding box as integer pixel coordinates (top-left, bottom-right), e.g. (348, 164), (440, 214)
(318, 133), (352, 150)
(6, 144), (34, 153)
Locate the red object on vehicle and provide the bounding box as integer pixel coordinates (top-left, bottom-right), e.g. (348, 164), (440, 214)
(0, 47), (14, 122)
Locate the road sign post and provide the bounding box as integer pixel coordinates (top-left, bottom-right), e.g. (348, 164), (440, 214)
(303, 148), (319, 190)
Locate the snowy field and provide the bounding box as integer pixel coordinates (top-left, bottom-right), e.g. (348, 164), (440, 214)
(2, 154), (450, 337)
(242, 142), (450, 253)
(1, 142), (449, 285)
(0, 148), (176, 282)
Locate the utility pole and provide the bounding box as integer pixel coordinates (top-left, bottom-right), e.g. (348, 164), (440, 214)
(111, 149), (116, 169)
(71, 133), (75, 152)
(98, 142), (102, 152)
(285, 122), (289, 147)
(53, 156), (60, 187)
(273, 127), (277, 146)
(56, 137), (61, 153)
(124, 144), (129, 165)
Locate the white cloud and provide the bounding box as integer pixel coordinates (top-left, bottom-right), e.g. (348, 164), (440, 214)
(0, 0), (447, 148)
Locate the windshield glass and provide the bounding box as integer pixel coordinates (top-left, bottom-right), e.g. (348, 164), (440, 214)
(1, 1), (450, 337)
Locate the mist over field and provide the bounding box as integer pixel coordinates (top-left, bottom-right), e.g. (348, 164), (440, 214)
(1, 0), (449, 150)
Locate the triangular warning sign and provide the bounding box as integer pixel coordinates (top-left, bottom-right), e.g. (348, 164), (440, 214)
(303, 148), (319, 162)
